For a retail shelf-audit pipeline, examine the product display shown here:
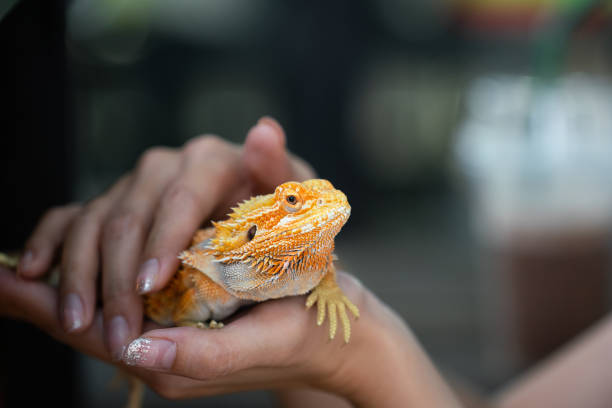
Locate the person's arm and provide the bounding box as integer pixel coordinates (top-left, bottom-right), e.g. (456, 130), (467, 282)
(494, 314), (612, 408)
(1, 118), (461, 406)
(275, 389), (353, 408)
(1, 262), (462, 407)
(116, 272), (462, 407)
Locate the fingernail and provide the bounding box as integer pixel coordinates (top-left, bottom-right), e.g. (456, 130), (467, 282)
(106, 315), (130, 361)
(123, 337), (176, 370)
(257, 116), (282, 132)
(62, 293), (84, 332)
(136, 258), (159, 294)
(256, 117), (284, 142)
(18, 250), (34, 275)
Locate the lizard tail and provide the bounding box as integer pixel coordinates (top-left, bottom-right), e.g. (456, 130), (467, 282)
(0, 251), (61, 286)
(0, 252), (19, 269)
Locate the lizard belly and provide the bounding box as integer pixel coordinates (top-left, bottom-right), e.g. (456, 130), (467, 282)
(216, 261), (326, 301)
(188, 266), (253, 321)
(144, 264), (251, 326)
(182, 238), (328, 302)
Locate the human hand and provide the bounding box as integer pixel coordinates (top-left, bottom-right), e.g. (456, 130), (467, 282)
(16, 117), (314, 360)
(5, 116), (463, 407)
(0, 265), (233, 396)
(0, 265), (460, 407)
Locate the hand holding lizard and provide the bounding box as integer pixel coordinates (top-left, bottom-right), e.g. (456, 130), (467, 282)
(0, 264), (460, 407)
(1, 118), (461, 407)
(17, 117), (313, 360)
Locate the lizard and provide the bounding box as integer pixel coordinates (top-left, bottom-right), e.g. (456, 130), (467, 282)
(0, 178), (359, 341)
(143, 178), (359, 341)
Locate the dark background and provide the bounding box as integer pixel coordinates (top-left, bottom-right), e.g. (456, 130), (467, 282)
(1, 0), (612, 406)
(0, 0), (75, 406)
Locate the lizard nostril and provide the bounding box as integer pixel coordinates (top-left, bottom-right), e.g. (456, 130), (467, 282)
(317, 199), (324, 205)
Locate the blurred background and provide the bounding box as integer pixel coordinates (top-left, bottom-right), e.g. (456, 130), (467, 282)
(1, 0), (612, 406)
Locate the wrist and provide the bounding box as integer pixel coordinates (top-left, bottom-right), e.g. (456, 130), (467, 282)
(319, 287), (462, 407)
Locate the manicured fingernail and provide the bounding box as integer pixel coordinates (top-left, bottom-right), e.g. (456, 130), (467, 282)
(123, 337), (176, 370)
(62, 293), (84, 332)
(18, 250), (34, 275)
(136, 258), (159, 294)
(106, 315), (130, 361)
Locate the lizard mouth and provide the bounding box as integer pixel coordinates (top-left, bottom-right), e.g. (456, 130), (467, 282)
(281, 200), (350, 241)
(321, 190), (351, 227)
(314, 201), (351, 235)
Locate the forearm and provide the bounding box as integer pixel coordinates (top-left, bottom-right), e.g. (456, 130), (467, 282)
(274, 389), (353, 408)
(494, 314), (612, 408)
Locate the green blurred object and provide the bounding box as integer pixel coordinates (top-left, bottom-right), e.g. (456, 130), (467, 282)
(0, 0), (20, 21)
(533, 0), (608, 81)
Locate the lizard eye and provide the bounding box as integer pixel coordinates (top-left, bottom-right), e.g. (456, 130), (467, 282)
(247, 225), (257, 241)
(283, 193), (302, 212)
(275, 183), (305, 213)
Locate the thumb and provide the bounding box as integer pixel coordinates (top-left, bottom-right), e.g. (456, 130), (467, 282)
(243, 117), (315, 194)
(120, 297), (317, 380)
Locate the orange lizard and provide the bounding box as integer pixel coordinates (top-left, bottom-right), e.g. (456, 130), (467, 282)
(144, 178), (359, 342)
(0, 179), (359, 341)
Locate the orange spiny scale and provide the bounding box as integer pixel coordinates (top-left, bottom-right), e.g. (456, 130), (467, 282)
(190, 228), (215, 246)
(143, 178), (358, 344)
(144, 266), (197, 326)
(270, 262), (282, 275)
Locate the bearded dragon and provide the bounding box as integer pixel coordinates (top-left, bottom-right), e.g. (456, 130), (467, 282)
(144, 178), (358, 342)
(0, 179), (359, 342)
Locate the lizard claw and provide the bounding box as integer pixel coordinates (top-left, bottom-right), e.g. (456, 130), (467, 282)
(306, 281), (359, 343)
(208, 320), (224, 329)
(177, 320), (224, 329)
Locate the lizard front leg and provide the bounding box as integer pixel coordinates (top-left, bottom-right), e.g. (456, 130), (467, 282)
(172, 289), (224, 329)
(305, 265), (359, 343)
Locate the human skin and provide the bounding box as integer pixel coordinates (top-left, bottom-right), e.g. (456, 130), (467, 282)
(5, 118), (612, 407)
(2, 118), (462, 406)
(17, 117), (314, 361)
(494, 313), (612, 408)
(0, 264), (461, 407)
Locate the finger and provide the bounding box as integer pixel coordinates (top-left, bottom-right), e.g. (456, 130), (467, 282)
(140, 136), (241, 294)
(122, 273), (367, 395)
(19, 204), (81, 278)
(243, 117), (315, 194)
(0, 266), (58, 324)
(122, 300), (311, 380)
(131, 149), (182, 294)
(101, 148), (180, 360)
(0, 266), (110, 360)
(0, 267), (168, 366)
(0, 267), (191, 395)
(59, 175), (131, 334)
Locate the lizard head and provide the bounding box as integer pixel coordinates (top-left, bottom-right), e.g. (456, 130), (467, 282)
(207, 179), (350, 271)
